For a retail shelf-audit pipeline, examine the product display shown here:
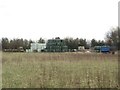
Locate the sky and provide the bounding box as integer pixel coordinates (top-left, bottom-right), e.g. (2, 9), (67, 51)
(0, 0), (119, 41)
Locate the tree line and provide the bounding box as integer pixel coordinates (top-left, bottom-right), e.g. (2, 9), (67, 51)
(1, 27), (120, 51)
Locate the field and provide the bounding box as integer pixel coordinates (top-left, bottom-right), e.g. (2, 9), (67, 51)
(2, 52), (118, 88)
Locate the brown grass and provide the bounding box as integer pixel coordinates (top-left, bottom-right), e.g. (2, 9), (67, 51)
(2, 52), (118, 88)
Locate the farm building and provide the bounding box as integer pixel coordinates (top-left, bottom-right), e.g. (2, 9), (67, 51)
(46, 38), (68, 52)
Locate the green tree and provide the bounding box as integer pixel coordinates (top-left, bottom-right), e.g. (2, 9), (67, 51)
(28, 39), (34, 49)
(64, 37), (88, 50)
(23, 39), (29, 50)
(91, 39), (98, 47)
(64, 37), (74, 49)
(97, 40), (105, 46)
(38, 38), (45, 43)
(2, 38), (9, 50)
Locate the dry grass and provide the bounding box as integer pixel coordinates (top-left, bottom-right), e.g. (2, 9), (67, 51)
(2, 52), (118, 88)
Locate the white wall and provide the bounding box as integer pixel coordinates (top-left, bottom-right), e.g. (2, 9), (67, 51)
(30, 43), (46, 52)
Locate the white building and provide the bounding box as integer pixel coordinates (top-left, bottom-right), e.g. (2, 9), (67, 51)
(26, 43), (46, 52)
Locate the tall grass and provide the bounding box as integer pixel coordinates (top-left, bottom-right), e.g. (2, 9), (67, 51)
(2, 52), (118, 88)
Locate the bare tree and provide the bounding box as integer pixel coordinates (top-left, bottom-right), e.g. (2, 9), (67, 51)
(105, 27), (120, 50)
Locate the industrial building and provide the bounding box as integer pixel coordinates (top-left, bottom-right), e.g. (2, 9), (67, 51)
(46, 39), (68, 52)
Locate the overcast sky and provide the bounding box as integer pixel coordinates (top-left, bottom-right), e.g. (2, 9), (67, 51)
(0, 0), (119, 41)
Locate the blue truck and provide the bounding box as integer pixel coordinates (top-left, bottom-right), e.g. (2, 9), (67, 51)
(94, 46), (110, 53)
(100, 46), (110, 53)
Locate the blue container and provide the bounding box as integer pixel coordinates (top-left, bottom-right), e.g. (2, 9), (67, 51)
(100, 46), (110, 52)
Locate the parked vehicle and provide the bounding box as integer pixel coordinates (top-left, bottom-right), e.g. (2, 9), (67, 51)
(94, 46), (110, 53)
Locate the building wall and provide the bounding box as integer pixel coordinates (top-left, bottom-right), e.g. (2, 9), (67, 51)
(46, 39), (68, 52)
(30, 43), (46, 52)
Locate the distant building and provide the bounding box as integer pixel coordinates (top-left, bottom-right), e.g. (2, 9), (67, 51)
(26, 38), (69, 52)
(46, 38), (68, 52)
(26, 43), (46, 52)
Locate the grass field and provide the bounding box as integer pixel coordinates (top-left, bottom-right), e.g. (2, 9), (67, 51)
(2, 52), (118, 88)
